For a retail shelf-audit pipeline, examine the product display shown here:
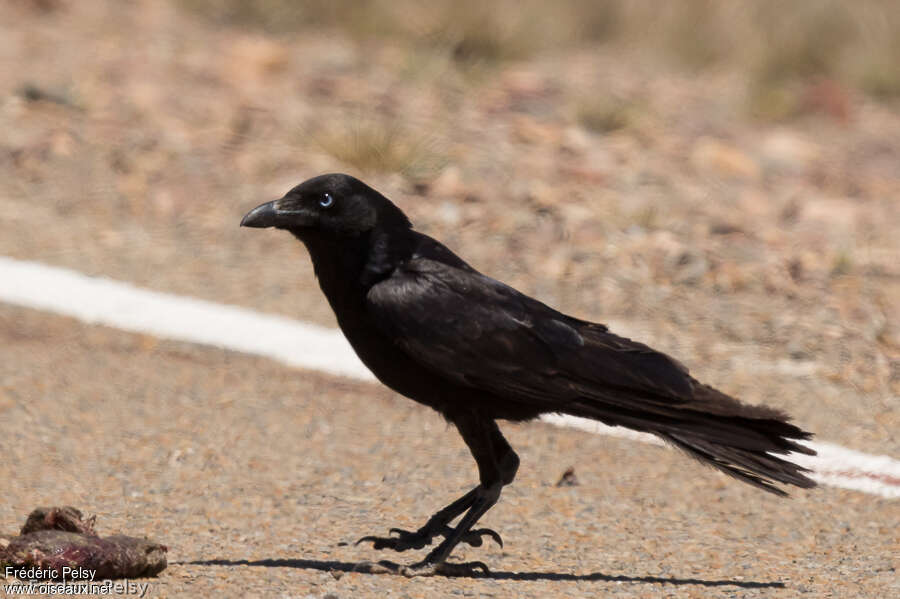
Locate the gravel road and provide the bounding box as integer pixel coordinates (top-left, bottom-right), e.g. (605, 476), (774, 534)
(2, 305), (896, 598)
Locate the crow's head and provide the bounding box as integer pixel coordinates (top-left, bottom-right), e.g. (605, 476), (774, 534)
(241, 173), (411, 237)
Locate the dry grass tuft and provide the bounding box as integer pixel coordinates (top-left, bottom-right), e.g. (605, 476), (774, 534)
(309, 116), (447, 179)
(575, 96), (643, 135)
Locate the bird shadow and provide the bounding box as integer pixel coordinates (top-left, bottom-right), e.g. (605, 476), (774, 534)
(184, 558), (785, 589)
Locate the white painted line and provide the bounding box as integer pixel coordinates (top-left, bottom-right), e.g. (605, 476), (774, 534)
(0, 256), (373, 381)
(1, 255), (898, 499)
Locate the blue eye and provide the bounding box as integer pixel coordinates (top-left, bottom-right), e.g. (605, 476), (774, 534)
(319, 193), (334, 208)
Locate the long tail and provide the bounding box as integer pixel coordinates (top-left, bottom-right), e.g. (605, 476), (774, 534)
(564, 383), (817, 496)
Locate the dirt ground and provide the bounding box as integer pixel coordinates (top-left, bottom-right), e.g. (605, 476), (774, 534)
(2, 305), (898, 598)
(1, 1), (898, 597)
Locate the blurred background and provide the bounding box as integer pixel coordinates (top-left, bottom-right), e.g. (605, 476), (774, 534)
(2, 3), (899, 594)
(1, 0), (898, 458)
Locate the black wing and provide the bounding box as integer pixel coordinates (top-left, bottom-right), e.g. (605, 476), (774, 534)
(365, 252), (696, 413)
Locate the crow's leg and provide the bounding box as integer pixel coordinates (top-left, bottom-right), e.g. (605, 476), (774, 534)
(401, 412), (519, 576)
(357, 411), (518, 576)
(399, 482), (501, 576)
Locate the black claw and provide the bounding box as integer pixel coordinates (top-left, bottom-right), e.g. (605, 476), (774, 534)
(356, 534), (410, 550)
(388, 528), (411, 537)
(355, 535), (377, 547)
(465, 528), (503, 548)
(355, 529), (434, 551)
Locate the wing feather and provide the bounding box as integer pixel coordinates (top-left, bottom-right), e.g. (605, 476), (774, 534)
(366, 256), (695, 411)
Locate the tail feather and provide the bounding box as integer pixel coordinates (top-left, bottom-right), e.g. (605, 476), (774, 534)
(564, 383), (817, 496)
(661, 432), (816, 496)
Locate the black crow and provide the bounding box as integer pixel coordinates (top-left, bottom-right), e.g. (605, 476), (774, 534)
(241, 173), (815, 576)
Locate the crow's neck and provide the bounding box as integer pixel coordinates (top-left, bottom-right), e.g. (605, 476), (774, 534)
(293, 227), (415, 316)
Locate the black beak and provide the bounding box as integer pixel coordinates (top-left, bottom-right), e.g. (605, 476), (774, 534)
(240, 201), (278, 228)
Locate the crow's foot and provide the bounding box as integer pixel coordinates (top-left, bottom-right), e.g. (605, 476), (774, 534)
(351, 559), (491, 578)
(401, 560), (491, 577)
(356, 525), (502, 552)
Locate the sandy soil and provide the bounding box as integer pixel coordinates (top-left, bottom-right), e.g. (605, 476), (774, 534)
(2, 305), (898, 598)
